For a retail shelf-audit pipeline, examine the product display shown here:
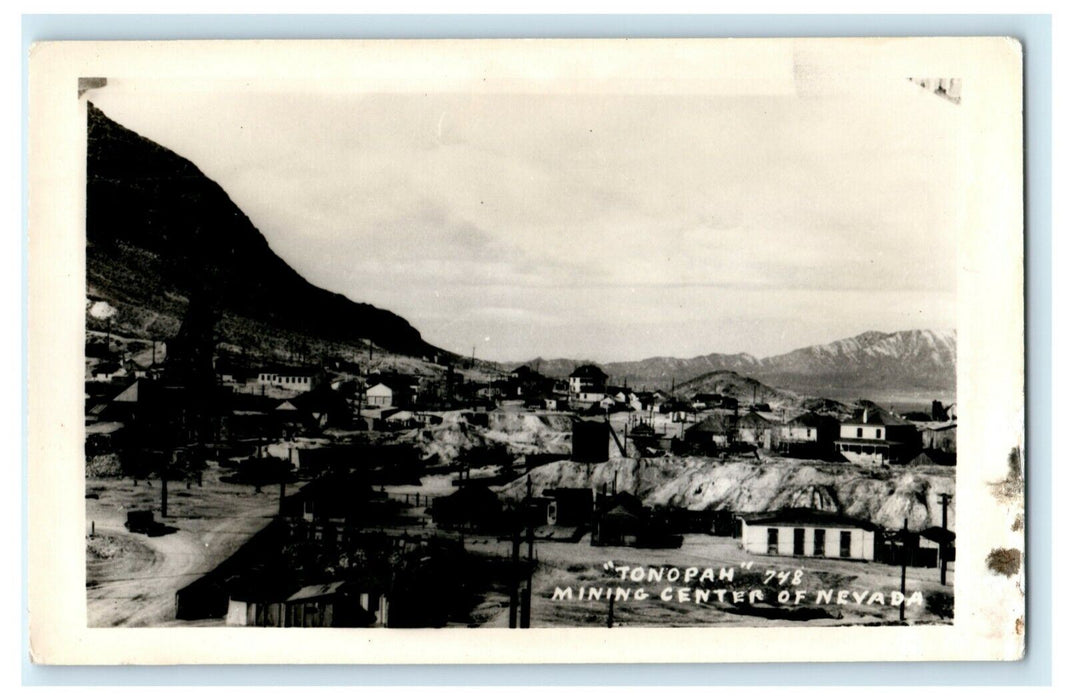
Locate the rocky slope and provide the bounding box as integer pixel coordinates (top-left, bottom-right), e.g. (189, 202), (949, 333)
(498, 456), (955, 530)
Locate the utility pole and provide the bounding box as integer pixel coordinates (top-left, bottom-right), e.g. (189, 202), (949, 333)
(899, 518), (908, 622)
(520, 475), (534, 628)
(938, 493), (953, 585)
(509, 524), (520, 629)
(160, 458), (169, 518)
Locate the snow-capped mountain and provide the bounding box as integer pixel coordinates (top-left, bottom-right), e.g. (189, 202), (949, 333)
(753, 329), (956, 397)
(509, 329), (957, 400)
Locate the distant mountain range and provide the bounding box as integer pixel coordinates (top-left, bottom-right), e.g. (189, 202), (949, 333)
(86, 103), (443, 361)
(508, 329), (957, 400)
(85, 103), (955, 403)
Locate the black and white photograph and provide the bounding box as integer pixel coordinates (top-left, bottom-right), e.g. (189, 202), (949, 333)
(27, 37), (1025, 664)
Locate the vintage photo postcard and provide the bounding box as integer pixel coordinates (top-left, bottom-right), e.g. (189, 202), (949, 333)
(27, 38), (1024, 664)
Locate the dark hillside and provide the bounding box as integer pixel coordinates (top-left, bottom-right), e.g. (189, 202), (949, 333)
(86, 102), (440, 359)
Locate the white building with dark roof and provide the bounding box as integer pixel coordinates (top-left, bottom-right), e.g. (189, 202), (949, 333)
(741, 508), (877, 561)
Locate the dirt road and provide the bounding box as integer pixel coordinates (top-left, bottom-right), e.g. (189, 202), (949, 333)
(85, 468), (287, 627)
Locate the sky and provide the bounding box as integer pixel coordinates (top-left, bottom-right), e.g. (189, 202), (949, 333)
(87, 74), (960, 362)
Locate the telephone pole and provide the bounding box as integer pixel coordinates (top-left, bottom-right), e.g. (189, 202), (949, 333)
(520, 475), (534, 628)
(509, 524), (520, 629)
(937, 493), (953, 585)
(899, 518), (908, 622)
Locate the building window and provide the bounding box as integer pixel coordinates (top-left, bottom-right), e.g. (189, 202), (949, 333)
(814, 529), (825, 556)
(840, 531), (852, 558)
(767, 528), (778, 554)
(793, 528), (805, 556)
(876, 428), (882, 439)
(857, 428), (863, 438)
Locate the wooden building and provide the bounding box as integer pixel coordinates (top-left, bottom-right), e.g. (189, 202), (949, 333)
(835, 406), (921, 466)
(779, 412), (840, 458)
(741, 508), (877, 561)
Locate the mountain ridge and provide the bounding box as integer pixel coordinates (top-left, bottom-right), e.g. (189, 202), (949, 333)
(86, 102), (446, 363)
(505, 328), (957, 398)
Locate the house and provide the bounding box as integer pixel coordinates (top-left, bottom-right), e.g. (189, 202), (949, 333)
(683, 413), (737, 454)
(276, 386), (353, 431)
(256, 365), (323, 394)
(568, 365), (608, 406)
(918, 526), (956, 568)
(630, 392), (654, 412)
(653, 505), (737, 536)
(591, 491), (683, 548)
(226, 579), (388, 628)
(921, 422), (958, 454)
(779, 412), (841, 458)
(691, 393), (738, 411)
(507, 365), (554, 399)
(835, 406), (921, 466)
(283, 581), (387, 628)
(543, 487), (594, 527)
(509, 365), (533, 380)
(430, 484), (504, 532)
(741, 508), (877, 561)
(365, 381), (404, 408)
(92, 361), (127, 382)
(736, 411), (776, 449)
(543, 396), (568, 411)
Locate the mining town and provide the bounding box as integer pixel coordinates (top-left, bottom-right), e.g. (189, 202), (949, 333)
(83, 99), (960, 630)
(85, 327), (958, 628)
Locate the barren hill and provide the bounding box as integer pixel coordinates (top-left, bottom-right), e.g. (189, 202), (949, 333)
(674, 370), (798, 409)
(497, 456), (955, 531)
(86, 103), (445, 362)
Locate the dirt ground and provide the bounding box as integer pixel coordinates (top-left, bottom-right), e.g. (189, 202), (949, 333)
(85, 465), (292, 627)
(87, 460), (954, 629)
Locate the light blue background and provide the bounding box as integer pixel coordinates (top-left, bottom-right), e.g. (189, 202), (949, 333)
(21, 13), (1051, 686)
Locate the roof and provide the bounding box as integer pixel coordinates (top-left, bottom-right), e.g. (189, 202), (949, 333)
(919, 526), (956, 544)
(788, 412), (837, 428)
(604, 503), (642, 521)
(688, 414), (736, 434)
(112, 381), (143, 403)
(258, 365), (320, 377)
(286, 581), (347, 602)
(569, 364), (607, 379)
(737, 412), (774, 428)
(743, 507), (877, 531)
(842, 407), (913, 427)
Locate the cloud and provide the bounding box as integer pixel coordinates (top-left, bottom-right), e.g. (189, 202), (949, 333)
(89, 83), (959, 360)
